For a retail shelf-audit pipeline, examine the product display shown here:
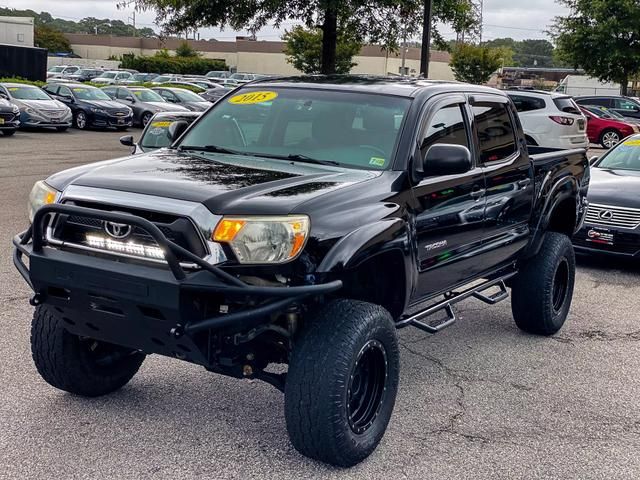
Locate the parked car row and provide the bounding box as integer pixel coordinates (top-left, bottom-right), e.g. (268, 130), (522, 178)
(507, 89), (640, 149)
(0, 82), (220, 134)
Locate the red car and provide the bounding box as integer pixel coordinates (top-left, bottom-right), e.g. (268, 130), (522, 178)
(580, 105), (638, 148)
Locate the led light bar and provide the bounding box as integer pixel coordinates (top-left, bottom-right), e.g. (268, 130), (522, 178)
(86, 235), (165, 260)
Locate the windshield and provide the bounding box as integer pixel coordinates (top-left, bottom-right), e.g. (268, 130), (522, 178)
(173, 89), (204, 102)
(7, 86), (51, 100)
(132, 89), (165, 102)
(48, 66), (64, 73)
(553, 97), (581, 115)
(178, 87), (410, 170)
(71, 87), (111, 101)
(99, 72), (117, 79)
(598, 140), (640, 171)
(141, 118), (193, 150)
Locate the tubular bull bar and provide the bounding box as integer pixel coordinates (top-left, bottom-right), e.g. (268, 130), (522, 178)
(13, 204), (342, 364)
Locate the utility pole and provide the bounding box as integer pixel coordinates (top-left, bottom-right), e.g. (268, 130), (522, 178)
(420, 0), (433, 78)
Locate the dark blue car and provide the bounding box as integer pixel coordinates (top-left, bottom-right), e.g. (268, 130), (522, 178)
(43, 83), (133, 130)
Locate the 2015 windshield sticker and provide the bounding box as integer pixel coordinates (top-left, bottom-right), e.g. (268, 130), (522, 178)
(623, 139), (640, 146)
(150, 121), (172, 128)
(228, 91), (278, 105)
(369, 157), (386, 167)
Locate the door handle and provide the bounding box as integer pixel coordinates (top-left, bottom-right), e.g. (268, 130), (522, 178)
(470, 188), (486, 200)
(517, 179), (531, 189)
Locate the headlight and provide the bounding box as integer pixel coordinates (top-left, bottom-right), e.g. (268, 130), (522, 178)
(24, 107), (36, 114)
(213, 216), (310, 264)
(28, 181), (60, 223)
(12, 105), (19, 114)
(90, 107), (107, 114)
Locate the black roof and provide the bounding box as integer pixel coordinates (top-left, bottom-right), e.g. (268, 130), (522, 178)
(249, 75), (504, 99)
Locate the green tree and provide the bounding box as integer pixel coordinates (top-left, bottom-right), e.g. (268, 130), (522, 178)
(127, 0), (478, 75)
(450, 43), (503, 84)
(283, 26), (362, 74)
(552, 0), (640, 95)
(34, 25), (72, 53)
(175, 41), (199, 57)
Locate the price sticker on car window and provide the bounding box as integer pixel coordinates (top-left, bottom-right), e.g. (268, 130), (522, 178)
(228, 91), (278, 105)
(72, 88), (86, 92)
(8, 87), (18, 91)
(369, 157), (386, 167)
(151, 121), (172, 128)
(623, 139), (640, 146)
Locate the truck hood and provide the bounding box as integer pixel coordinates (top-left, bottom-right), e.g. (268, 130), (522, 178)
(588, 167), (640, 209)
(47, 149), (381, 215)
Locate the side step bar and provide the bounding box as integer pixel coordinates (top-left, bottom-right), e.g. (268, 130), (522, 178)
(396, 272), (517, 334)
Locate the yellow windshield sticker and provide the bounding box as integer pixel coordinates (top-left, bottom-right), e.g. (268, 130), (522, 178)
(228, 91), (278, 105)
(150, 121), (172, 128)
(72, 88), (86, 92)
(8, 87), (19, 91)
(623, 139), (640, 146)
(369, 157), (386, 167)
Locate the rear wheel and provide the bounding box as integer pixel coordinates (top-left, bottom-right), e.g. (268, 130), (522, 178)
(285, 299), (400, 467)
(31, 305), (145, 396)
(511, 232), (576, 335)
(600, 129), (621, 149)
(74, 111), (88, 130)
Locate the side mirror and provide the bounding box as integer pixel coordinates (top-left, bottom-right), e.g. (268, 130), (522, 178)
(589, 155), (599, 165)
(125, 96), (135, 102)
(62, 95), (74, 103)
(420, 144), (472, 177)
(119, 135), (134, 147)
(0, 92), (7, 100)
(168, 120), (189, 142)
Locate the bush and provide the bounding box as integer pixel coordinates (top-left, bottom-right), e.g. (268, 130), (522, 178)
(0, 77), (46, 87)
(120, 53), (226, 75)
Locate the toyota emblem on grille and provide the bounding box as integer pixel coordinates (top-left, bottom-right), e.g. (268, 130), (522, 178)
(104, 221), (132, 239)
(598, 210), (614, 220)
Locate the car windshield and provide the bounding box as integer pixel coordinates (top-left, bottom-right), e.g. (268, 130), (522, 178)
(141, 118), (194, 150)
(598, 140), (640, 171)
(153, 76), (170, 82)
(131, 89), (165, 102)
(48, 66), (64, 73)
(6, 86), (51, 100)
(71, 87), (111, 101)
(178, 87), (410, 170)
(173, 89), (204, 102)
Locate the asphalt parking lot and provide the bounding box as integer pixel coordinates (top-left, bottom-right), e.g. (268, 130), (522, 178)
(1, 131), (638, 479)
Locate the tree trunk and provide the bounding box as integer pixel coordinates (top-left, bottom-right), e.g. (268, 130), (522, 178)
(621, 74), (629, 96)
(321, 5), (338, 75)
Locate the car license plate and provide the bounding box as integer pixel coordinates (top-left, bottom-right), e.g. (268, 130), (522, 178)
(118, 119), (124, 125)
(586, 228), (614, 246)
(0, 118), (4, 125)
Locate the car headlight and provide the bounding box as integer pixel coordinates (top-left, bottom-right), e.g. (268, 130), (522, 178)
(213, 216), (310, 264)
(12, 105), (19, 114)
(24, 107), (36, 114)
(28, 181), (60, 223)
(90, 107), (107, 114)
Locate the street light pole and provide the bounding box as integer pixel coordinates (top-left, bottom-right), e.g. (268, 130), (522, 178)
(420, 0), (433, 78)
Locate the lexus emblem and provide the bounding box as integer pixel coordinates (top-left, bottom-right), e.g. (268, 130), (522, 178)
(104, 221), (132, 239)
(598, 210), (614, 221)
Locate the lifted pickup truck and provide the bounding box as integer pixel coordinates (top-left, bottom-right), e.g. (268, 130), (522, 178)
(14, 77), (589, 467)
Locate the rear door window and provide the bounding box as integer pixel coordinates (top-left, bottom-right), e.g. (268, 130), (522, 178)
(613, 98), (640, 112)
(509, 95), (546, 112)
(577, 97), (611, 107)
(473, 103), (517, 163)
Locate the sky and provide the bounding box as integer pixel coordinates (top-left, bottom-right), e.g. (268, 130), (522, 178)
(0, 0), (569, 43)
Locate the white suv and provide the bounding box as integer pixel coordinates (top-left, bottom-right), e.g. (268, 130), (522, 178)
(507, 90), (588, 149)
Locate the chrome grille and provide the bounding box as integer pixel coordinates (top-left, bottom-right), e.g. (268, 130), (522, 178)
(585, 203), (640, 229)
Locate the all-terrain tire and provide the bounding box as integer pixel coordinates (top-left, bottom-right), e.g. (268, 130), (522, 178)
(511, 232), (576, 335)
(31, 305), (145, 396)
(284, 299), (400, 467)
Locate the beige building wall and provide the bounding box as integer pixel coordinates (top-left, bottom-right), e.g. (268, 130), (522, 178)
(0, 16), (34, 47)
(65, 34), (454, 80)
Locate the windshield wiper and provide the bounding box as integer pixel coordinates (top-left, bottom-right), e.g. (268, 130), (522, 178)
(249, 152), (341, 167)
(178, 145), (243, 155)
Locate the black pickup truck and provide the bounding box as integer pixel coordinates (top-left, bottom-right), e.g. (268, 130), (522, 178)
(13, 76), (589, 467)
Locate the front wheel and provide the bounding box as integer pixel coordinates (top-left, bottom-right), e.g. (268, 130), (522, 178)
(141, 112), (153, 127)
(74, 111), (88, 130)
(511, 232), (576, 335)
(600, 129), (621, 149)
(31, 305), (146, 396)
(285, 299), (400, 467)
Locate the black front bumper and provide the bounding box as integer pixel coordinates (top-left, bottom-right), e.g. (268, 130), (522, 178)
(573, 224), (640, 258)
(14, 204), (341, 366)
(90, 112), (134, 128)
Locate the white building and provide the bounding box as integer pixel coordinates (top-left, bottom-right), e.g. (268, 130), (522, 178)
(0, 16), (35, 47)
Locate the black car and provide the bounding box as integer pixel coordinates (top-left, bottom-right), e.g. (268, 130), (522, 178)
(0, 92), (20, 136)
(64, 68), (105, 82)
(101, 86), (189, 127)
(14, 77), (589, 468)
(575, 96), (640, 119)
(199, 84), (228, 103)
(151, 86), (212, 112)
(573, 135), (640, 258)
(43, 83), (133, 130)
(119, 111), (201, 154)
